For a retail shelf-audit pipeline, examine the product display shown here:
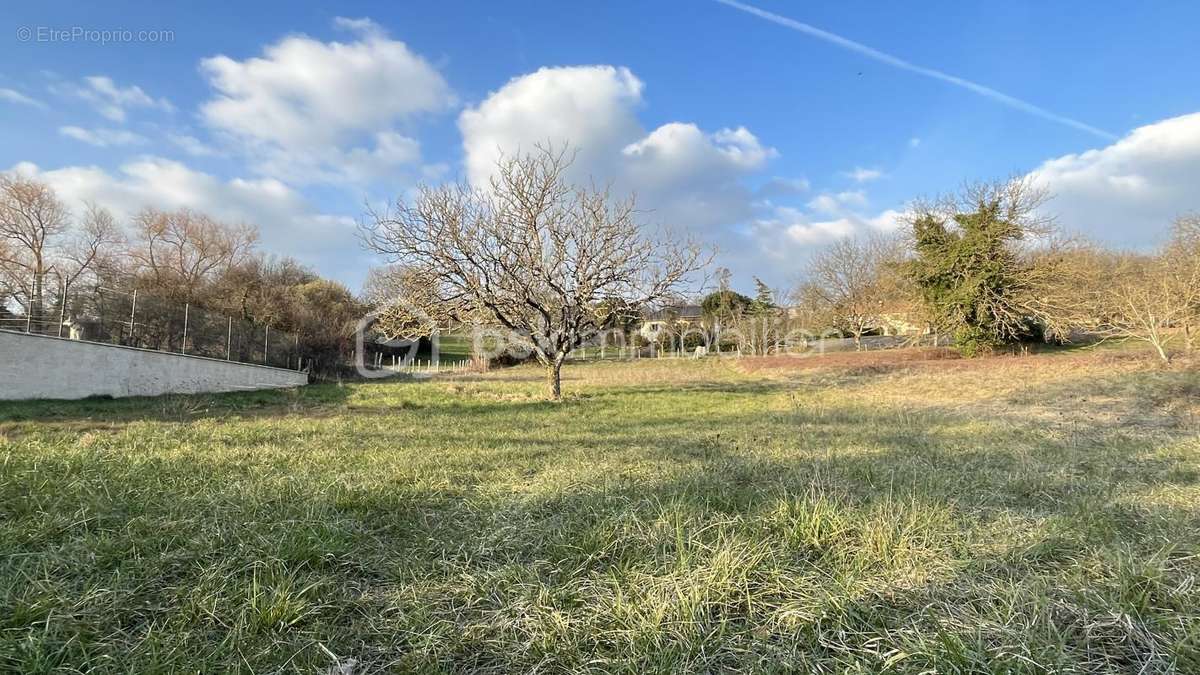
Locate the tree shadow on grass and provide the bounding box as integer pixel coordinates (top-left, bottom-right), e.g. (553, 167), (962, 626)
(0, 381), (355, 430)
(8, 407), (1198, 672)
(4, 367), (1200, 671)
(357, 410), (1200, 672)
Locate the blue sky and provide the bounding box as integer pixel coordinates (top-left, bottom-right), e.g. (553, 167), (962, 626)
(4, 1), (1199, 293)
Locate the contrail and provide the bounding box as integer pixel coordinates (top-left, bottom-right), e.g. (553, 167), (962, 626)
(714, 0), (1117, 141)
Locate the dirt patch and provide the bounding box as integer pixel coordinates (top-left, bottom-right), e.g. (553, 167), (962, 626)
(737, 345), (1166, 376)
(738, 347), (962, 374)
(739, 345), (1199, 435)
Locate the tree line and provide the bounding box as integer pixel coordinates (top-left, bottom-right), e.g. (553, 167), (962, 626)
(0, 173), (365, 371)
(7, 147), (1193, 398)
(361, 147), (1198, 399)
(793, 177), (1199, 363)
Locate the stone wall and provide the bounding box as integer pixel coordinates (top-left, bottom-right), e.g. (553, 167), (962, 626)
(0, 330), (307, 401)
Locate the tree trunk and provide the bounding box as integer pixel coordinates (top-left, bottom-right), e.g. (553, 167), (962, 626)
(1152, 338), (1172, 364)
(546, 359), (563, 401)
(31, 264), (46, 330)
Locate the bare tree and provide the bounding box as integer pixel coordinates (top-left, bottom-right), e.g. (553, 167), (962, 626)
(360, 263), (455, 345)
(0, 174), (71, 320)
(360, 146), (708, 399)
(59, 203), (124, 290)
(1166, 213), (1200, 352)
(127, 208), (258, 304)
(0, 175), (121, 326)
(802, 233), (905, 348)
(1059, 218), (1200, 364)
(785, 282), (829, 333)
(1090, 253), (1197, 363)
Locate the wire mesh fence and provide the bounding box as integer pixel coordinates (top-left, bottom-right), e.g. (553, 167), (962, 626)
(1, 278), (301, 370)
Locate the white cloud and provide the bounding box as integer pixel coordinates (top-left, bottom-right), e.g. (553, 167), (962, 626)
(908, 137), (921, 148)
(332, 16), (384, 35)
(805, 194), (840, 214)
(844, 166), (884, 182)
(807, 189), (868, 214)
(755, 204), (902, 249)
(459, 65), (645, 187)
(167, 133), (220, 157)
(333, 131), (423, 185)
(785, 216), (858, 245)
(1028, 111), (1200, 246)
(200, 18), (453, 184)
(459, 65), (774, 230)
(10, 158), (356, 276)
(732, 203), (905, 288)
(59, 126), (148, 147)
(622, 123), (774, 178)
(758, 176), (810, 197)
(866, 208), (905, 232)
(0, 87), (45, 108)
(52, 76), (173, 122)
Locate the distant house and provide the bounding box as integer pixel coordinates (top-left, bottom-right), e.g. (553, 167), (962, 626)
(0, 302), (18, 329)
(875, 312), (930, 337)
(639, 304), (703, 339)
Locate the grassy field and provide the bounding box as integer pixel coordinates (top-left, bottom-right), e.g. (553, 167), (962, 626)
(2, 346), (1199, 672)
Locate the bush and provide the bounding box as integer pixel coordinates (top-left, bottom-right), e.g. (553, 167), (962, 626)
(952, 325), (1001, 358)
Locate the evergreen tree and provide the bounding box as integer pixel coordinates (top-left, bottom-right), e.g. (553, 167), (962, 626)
(750, 277), (775, 314)
(905, 179), (1050, 356)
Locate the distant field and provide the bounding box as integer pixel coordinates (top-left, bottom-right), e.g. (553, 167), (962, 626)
(2, 346), (1199, 672)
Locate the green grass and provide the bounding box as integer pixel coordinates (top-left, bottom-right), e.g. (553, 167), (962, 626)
(2, 349), (1199, 672)
(426, 333), (474, 364)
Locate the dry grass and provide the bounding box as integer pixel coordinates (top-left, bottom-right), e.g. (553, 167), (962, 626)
(745, 346), (1199, 433)
(1, 345), (1199, 672)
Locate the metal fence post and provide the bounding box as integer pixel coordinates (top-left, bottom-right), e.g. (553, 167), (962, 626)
(25, 273), (33, 333)
(264, 325), (270, 365)
(57, 282), (67, 337)
(294, 334), (299, 371)
(181, 303), (189, 354)
(128, 289), (138, 343)
(226, 317), (233, 360)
